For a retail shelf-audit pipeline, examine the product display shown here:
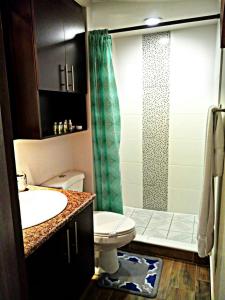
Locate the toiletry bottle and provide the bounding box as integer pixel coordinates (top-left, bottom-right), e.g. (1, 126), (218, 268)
(63, 120), (68, 133)
(53, 122), (58, 135)
(68, 119), (73, 132)
(58, 122), (63, 134)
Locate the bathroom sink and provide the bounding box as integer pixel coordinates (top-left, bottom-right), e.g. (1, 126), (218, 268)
(18, 190), (68, 229)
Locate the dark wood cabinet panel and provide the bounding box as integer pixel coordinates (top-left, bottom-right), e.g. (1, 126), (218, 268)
(26, 203), (94, 300)
(2, 2), (41, 139)
(62, 0), (86, 93)
(26, 225), (69, 300)
(33, 0), (86, 93)
(34, 0), (66, 91)
(2, 0), (87, 139)
(69, 203), (94, 298)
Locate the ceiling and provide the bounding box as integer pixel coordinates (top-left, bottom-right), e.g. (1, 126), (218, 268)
(85, 0), (220, 31)
(90, 0), (188, 2)
(77, 0), (201, 6)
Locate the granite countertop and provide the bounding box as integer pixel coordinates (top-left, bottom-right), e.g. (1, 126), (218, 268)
(23, 186), (95, 257)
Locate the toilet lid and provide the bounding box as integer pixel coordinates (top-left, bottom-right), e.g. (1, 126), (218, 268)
(94, 211), (135, 237)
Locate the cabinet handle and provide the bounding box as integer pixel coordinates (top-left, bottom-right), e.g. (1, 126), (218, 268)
(68, 65), (75, 92)
(74, 221), (78, 255)
(66, 229), (71, 264)
(65, 64), (69, 91)
(71, 65), (75, 92)
(59, 65), (66, 90)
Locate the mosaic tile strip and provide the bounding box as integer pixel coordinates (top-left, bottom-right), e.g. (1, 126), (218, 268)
(142, 32), (170, 211)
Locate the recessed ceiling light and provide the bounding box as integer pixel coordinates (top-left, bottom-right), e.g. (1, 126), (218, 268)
(144, 17), (162, 26)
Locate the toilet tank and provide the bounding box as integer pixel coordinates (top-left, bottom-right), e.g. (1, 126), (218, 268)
(41, 170), (85, 192)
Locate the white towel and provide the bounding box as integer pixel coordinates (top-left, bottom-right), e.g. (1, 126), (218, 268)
(197, 107), (224, 258)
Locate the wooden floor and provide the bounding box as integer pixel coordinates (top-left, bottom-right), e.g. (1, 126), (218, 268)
(80, 258), (210, 300)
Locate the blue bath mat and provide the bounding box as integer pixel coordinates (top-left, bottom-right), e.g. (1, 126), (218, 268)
(98, 251), (163, 298)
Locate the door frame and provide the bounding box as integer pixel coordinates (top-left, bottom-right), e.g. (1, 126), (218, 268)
(0, 11), (28, 300)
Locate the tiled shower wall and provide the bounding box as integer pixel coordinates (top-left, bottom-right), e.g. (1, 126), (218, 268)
(113, 24), (218, 214)
(113, 36), (143, 208)
(143, 32), (170, 211)
(168, 25), (218, 213)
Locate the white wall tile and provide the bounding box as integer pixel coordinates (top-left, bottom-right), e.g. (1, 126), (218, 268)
(168, 25), (218, 214)
(114, 25), (218, 214)
(168, 165), (203, 190)
(122, 182), (143, 208)
(169, 113), (206, 140)
(170, 25), (217, 111)
(170, 96), (215, 115)
(120, 162), (142, 185)
(169, 139), (204, 166)
(168, 187), (201, 214)
(121, 115), (142, 142)
(120, 138), (142, 163)
(113, 35), (143, 116)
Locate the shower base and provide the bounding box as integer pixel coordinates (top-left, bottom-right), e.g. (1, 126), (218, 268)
(124, 206), (198, 253)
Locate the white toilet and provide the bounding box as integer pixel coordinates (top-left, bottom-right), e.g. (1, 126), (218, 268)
(41, 170), (136, 274)
(94, 211), (136, 273)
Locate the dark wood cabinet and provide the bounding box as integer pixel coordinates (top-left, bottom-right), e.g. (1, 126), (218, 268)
(34, 0), (66, 92)
(62, 0), (86, 93)
(26, 203), (94, 300)
(2, 0), (87, 139)
(33, 0), (86, 93)
(69, 203), (95, 294)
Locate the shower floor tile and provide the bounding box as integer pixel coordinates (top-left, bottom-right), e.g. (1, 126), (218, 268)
(128, 206), (198, 252)
(123, 206), (134, 217)
(167, 231), (192, 243)
(143, 228), (168, 239)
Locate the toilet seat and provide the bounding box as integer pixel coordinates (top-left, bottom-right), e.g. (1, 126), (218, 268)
(94, 211), (135, 238)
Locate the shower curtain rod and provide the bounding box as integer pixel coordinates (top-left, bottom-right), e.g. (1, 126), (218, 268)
(108, 14), (220, 34)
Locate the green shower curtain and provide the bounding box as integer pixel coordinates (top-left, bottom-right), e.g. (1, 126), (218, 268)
(89, 30), (123, 214)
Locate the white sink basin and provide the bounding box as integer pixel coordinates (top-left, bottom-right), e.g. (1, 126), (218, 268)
(18, 190), (68, 229)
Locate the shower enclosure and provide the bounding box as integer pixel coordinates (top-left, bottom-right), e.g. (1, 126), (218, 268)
(112, 23), (220, 251)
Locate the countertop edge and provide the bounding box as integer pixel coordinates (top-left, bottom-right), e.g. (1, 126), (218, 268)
(23, 189), (95, 258)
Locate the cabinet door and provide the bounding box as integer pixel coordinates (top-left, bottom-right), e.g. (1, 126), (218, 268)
(26, 226), (70, 300)
(69, 203), (94, 298)
(62, 0), (87, 93)
(33, 0), (66, 91)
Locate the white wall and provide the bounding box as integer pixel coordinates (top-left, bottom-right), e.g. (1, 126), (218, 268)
(113, 24), (219, 212)
(14, 96), (95, 193)
(113, 35), (143, 208)
(168, 24), (218, 214)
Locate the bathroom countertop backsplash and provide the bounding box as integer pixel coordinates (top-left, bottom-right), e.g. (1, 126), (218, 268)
(22, 185), (95, 257)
